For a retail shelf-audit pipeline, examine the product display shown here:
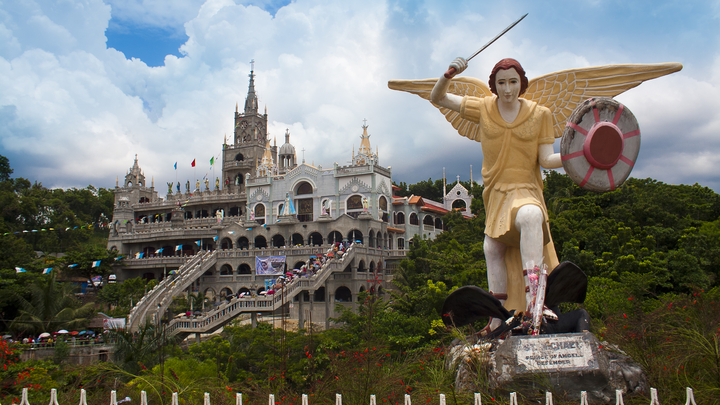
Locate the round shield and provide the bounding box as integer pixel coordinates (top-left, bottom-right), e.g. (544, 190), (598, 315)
(560, 97), (640, 192)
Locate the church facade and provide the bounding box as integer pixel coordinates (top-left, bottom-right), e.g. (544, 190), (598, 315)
(108, 68), (473, 326)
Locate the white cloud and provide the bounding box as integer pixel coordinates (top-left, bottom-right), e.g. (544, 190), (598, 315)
(0, 0), (718, 194)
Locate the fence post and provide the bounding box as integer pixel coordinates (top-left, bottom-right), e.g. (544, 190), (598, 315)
(580, 391), (589, 405)
(370, 394), (376, 405)
(110, 390), (118, 405)
(474, 393), (482, 405)
(79, 388), (88, 405)
(140, 391), (148, 405)
(269, 394), (275, 405)
(238, 393), (244, 405)
(405, 394), (411, 405)
(204, 392), (211, 405)
(172, 392), (179, 405)
(49, 388), (59, 405)
(545, 391), (553, 405)
(336, 393), (342, 405)
(615, 390), (624, 405)
(20, 388), (30, 405)
(509, 392), (518, 405)
(650, 388), (659, 405)
(685, 387), (697, 405)
(439, 393), (446, 405)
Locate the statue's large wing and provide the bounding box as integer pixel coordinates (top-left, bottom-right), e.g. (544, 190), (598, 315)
(388, 77), (492, 142)
(525, 63), (683, 138)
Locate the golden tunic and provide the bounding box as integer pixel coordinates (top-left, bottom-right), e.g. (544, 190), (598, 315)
(460, 95), (559, 311)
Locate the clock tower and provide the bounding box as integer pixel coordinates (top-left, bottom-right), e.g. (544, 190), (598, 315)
(222, 62), (277, 194)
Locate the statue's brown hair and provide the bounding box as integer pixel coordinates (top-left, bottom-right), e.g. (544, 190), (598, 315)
(489, 58), (529, 96)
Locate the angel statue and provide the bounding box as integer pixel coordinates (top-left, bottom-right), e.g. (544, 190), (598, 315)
(389, 57), (681, 331)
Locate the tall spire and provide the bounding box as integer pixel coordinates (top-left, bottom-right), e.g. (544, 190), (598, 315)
(244, 60), (258, 114)
(358, 120), (372, 156)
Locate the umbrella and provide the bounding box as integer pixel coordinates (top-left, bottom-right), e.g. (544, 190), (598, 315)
(70, 331), (79, 336)
(39, 332), (51, 338)
(259, 291), (267, 295)
(57, 330), (69, 334)
(327, 252), (335, 256)
(286, 272), (293, 276)
(267, 290), (275, 295)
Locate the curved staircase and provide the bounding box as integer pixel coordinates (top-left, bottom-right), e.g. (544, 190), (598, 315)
(127, 245), (357, 338)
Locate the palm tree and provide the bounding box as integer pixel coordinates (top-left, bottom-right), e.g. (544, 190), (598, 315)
(10, 272), (95, 336)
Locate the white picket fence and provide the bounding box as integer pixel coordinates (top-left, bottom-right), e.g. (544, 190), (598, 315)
(8, 387), (700, 405)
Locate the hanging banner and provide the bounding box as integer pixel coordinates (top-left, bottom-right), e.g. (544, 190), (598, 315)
(255, 256), (286, 275)
(103, 318), (126, 330)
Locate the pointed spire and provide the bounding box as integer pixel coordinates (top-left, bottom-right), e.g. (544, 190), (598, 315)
(244, 60), (258, 114)
(285, 128), (290, 144)
(235, 102), (238, 113)
(358, 120), (372, 156)
(152, 177), (154, 187)
(470, 165), (474, 188)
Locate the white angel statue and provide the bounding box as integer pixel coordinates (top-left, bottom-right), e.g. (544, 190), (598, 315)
(389, 57), (681, 326)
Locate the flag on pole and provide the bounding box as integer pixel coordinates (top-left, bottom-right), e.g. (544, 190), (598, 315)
(191, 159), (196, 167)
(174, 162), (177, 170)
(175, 245), (182, 250)
(210, 156), (215, 166)
(43, 268), (53, 274)
(157, 248), (164, 253)
(195, 240), (202, 247)
(213, 236), (218, 241)
(68, 264), (78, 268)
(15, 267), (26, 273)
(92, 260), (101, 268)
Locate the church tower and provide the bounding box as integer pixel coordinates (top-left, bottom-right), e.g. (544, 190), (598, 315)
(352, 121), (379, 166)
(222, 62), (277, 194)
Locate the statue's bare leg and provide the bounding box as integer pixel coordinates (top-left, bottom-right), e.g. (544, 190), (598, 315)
(515, 205), (545, 307)
(484, 235), (507, 329)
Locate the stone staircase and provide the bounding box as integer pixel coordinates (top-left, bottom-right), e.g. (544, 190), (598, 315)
(127, 250), (216, 332)
(165, 245), (357, 340)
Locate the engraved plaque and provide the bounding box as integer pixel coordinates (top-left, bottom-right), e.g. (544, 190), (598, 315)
(514, 333), (596, 373)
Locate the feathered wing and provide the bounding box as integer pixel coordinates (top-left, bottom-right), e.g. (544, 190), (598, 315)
(525, 63), (683, 138)
(388, 77), (492, 142)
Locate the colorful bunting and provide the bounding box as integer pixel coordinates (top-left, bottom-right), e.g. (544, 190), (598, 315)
(174, 162), (177, 170)
(15, 267), (26, 273)
(92, 260), (101, 268)
(42, 268), (53, 274)
(191, 159), (196, 167)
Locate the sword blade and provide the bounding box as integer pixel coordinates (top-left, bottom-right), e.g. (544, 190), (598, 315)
(467, 13), (528, 61)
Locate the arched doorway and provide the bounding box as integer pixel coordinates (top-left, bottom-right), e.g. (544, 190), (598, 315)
(327, 230), (342, 244)
(237, 237), (249, 249)
(308, 232), (323, 246)
(238, 263), (251, 274)
(271, 234), (285, 247)
(254, 204), (266, 225)
(358, 260), (366, 272)
(254, 235), (267, 249)
(334, 286), (352, 302)
(220, 264), (233, 275)
(220, 238), (233, 249)
(291, 233), (304, 246)
(347, 229), (363, 244)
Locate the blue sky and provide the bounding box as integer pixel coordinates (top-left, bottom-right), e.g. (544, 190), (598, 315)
(0, 0), (719, 192)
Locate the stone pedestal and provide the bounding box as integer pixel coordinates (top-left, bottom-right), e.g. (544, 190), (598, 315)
(454, 332), (648, 403)
(276, 215), (299, 225)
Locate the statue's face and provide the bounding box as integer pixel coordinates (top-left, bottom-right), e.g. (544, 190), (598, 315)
(495, 68), (521, 103)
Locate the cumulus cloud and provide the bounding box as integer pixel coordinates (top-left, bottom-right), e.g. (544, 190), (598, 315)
(0, 0), (718, 194)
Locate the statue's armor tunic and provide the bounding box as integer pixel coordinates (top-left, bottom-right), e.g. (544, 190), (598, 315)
(459, 95), (560, 311)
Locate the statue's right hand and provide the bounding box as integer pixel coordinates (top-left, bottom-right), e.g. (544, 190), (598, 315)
(444, 57), (467, 79)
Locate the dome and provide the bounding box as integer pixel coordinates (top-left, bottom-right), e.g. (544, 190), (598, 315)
(279, 142), (296, 155)
(279, 129), (295, 156)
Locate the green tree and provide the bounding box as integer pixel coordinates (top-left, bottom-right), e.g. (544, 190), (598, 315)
(9, 272), (96, 336)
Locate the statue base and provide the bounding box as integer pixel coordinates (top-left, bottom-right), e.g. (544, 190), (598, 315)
(453, 332), (648, 403)
(276, 215), (299, 225)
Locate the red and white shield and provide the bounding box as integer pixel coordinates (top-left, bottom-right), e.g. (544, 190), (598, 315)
(560, 97), (640, 192)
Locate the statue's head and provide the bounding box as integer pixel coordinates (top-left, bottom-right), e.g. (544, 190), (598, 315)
(489, 58), (528, 96)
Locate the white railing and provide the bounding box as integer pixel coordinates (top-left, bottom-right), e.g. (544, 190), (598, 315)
(13, 387), (698, 405)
